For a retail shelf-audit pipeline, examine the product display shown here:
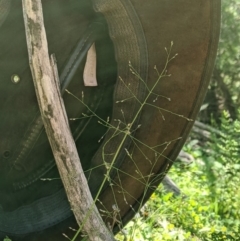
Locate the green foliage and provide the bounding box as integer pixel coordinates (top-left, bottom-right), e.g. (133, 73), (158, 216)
(214, 0), (240, 108)
(116, 112), (240, 241)
(217, 0), (240, 76)
(204, 111), (240, 222)
(199, 0), (240, 123)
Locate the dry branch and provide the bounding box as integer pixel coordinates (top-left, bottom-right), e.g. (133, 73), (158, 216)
(22, 1), (116, 240)
(191, 120), (224, 141)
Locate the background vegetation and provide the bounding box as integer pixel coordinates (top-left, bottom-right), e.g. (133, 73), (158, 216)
(116, 0), (240, 240)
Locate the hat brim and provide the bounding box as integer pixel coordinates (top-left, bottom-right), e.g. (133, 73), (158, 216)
(89, 0), (221, 234)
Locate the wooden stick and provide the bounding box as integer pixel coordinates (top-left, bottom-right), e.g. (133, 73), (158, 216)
(22, 1), (116, 240)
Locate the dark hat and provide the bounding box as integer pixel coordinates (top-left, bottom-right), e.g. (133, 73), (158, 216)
(0, 0), (220, 240)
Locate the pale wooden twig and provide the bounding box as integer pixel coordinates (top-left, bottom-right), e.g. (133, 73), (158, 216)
(22, 1), (116, 240)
